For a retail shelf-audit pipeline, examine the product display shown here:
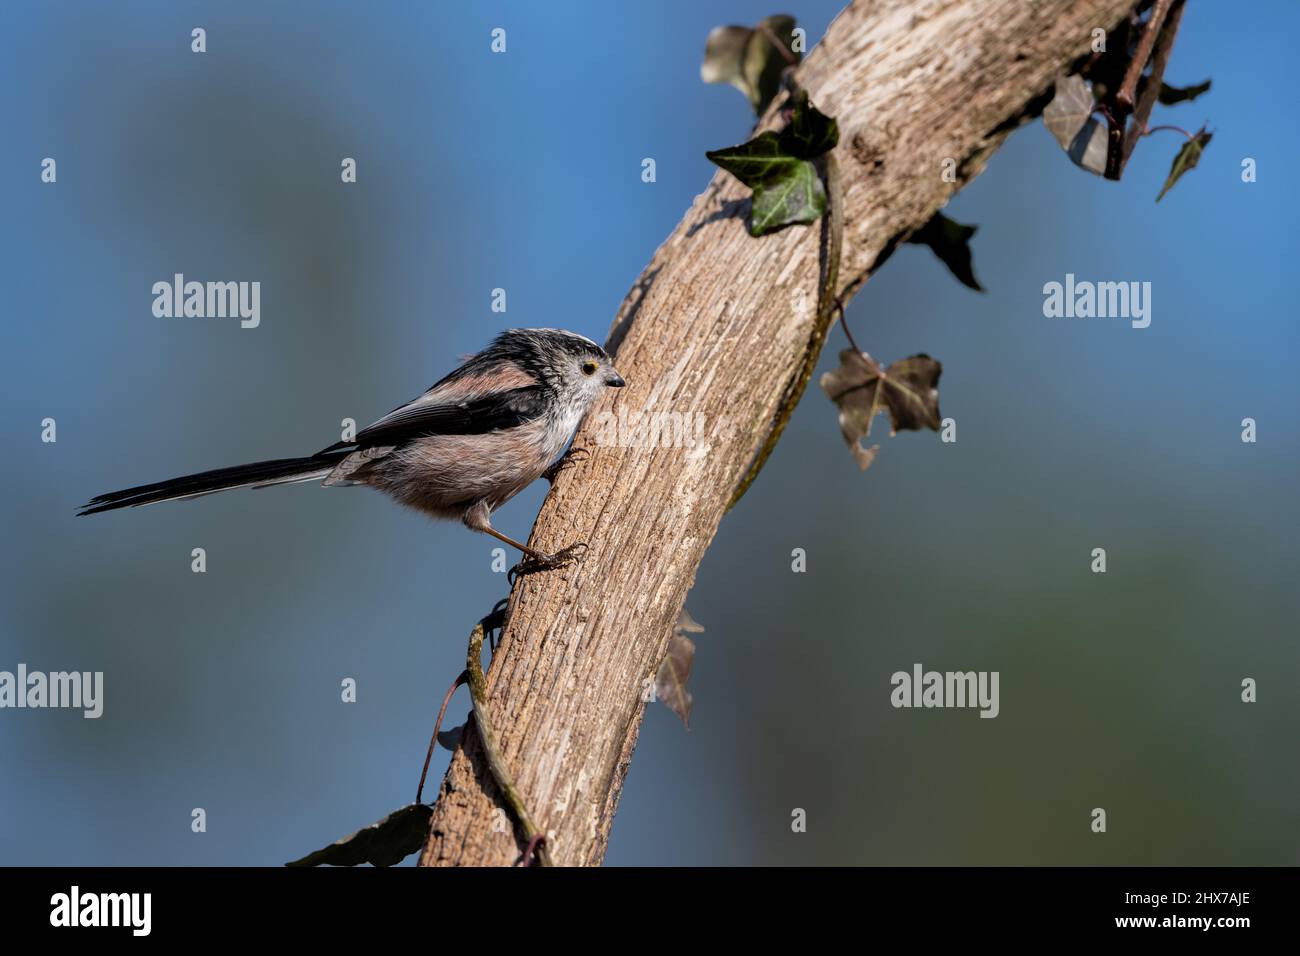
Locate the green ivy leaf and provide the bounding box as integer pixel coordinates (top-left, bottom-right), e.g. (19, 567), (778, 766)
(907, 212), (983, 291)
(701, 15), (801, 115)
(783, 89), (839, 157)
(705, 91), (839, 236)
(1158, 79), (1211, 105)
(707, 130), (799, 186)
(1156, 127), (1212, 202)
(748, 157), (826, 235)
(286, 803), (432, 867)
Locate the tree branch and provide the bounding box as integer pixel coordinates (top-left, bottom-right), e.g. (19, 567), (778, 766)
(420, 0), (1143, 867)
(463, 613), (553, 867)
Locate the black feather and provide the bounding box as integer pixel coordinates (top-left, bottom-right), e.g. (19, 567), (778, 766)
(78, 451), (349, 516)
(359, 387), (544, 446)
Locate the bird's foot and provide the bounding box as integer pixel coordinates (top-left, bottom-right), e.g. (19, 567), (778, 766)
(482, 598), (509, 654)
(542, 446), (589, 484)
(508, 542), (589, 583)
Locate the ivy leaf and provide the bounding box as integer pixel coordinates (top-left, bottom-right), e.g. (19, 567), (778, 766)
(783, 89), (839, 157)
(656, 635), (696, 727)
(819, 350), (943, 470)
(1043, 74), (1093, 147)
(656, 608), (703, 728)
(701, 15), (801, 115)
(706, 91), (839, 236)
(748, 159), (825, 235)
(437, 723), (465, 750)
(701, 25), (751, 88)
(1156, 127), (1212, 202)
(676, 606), (705, 636)
(1158, 79), (1211, 105)
(1043, 74), (1107, 175)
(907, 213), (983, 291)
(286, 804), (433, 868)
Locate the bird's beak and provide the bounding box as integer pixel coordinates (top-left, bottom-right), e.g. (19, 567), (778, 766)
(605, 369), (626, 388)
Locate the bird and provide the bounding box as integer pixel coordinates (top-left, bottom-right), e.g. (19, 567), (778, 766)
(78, 328), (625, 568)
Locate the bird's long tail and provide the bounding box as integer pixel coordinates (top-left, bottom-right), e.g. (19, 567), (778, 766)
(77, 450), (351, 516)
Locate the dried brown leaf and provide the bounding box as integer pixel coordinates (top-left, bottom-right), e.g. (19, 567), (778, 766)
(819, 350), (942, 470)
(1043, 74), (1108, 175)
(655, 608), (703, 728)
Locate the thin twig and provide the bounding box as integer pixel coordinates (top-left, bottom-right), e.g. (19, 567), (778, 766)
(1115, 0), (1173, 115)
(417, 669), (467, 804)
(520, 833), (548, 868)
(1103, 110), (1126, 180)
(465, 618), (553, 866)
(834, 299), (862, 355)
(756, 21), (799, 66)
(1111, 0), (1187, 178)
(1143, 124), (1193, 140)
(728, 83), (843, 511)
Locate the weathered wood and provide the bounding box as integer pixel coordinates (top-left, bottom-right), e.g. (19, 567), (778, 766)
(421, 0), (1139, 867)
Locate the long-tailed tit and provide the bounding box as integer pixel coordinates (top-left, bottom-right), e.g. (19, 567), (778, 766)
(79, 328), (625, 567)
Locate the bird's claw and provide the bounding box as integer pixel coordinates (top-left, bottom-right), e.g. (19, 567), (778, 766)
(542, 446), (589, 484)
(482, 598), (510, 653)
(508, 542), (589, 583)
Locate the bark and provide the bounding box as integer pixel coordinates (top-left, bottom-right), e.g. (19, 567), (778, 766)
(420, 0), (1139, 867)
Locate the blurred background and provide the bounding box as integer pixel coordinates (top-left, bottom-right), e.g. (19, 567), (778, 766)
(1, 1), (1296, 866)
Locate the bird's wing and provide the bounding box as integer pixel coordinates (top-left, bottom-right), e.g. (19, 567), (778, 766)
(358, 386), (546, 444)
(315, 385), (547, 455)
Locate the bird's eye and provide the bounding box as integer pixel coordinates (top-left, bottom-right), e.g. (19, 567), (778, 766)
(581, 361), (598, 376)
